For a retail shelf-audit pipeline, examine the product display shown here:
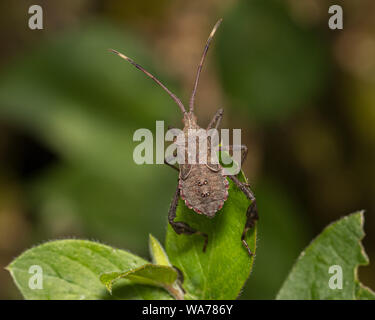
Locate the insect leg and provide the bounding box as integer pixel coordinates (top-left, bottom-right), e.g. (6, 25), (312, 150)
(164, 156), (179, 171)
(228, 175), (258, 257)
(168, 186), (208, 252)
(165, 126), (180, 171)
(207, 108), (224, 130)
(219, 144), (248, 165)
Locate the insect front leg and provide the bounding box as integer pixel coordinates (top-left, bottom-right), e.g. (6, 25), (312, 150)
(168, 185), (208, 252)
(228, 175), (258, 257)
(219, 144), (248, 165)
(207, 108), (224, 130)
(164, 155), (179, 171)
(165, 127), (179, 171)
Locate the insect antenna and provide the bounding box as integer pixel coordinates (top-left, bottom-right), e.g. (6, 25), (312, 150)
(189, 18), (223, 113)
(109, 49), (186, 114)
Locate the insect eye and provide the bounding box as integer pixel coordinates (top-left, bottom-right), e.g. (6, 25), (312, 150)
(201, 193), (205, 197)
(198, 181), (202, 186)
(206, 192), (210, 196)
(204, 180), (208, 185)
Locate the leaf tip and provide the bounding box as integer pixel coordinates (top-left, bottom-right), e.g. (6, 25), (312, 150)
(148, 233), (155, 245)
(99, 274), (113, 294)
(358, 210), (365, 224)
(347, 210), (365, 222)
(106, 284), (113, 295)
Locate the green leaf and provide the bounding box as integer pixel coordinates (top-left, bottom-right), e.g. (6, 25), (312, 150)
(100, 264), (177, 290)
(149, 234), (171, 266)
(276, 212), (374, 299)
(165, 171), (256, 300)
(355, 283), (375, 300)
(6, 239), (172, 300)
(100, 264), (183, 299)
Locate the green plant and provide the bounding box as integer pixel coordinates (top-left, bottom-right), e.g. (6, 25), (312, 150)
(1, 16), (374, 302)
(277, 212), (374, 299)
(7, 170), (256, 300)
(6, 182), (375, 300)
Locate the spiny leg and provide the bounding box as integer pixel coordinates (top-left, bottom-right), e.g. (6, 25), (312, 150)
(207, 108), (224, 130)
(219, 144), (248, 165)
(168, 185), (208, 252)
(164, 156), (179, 172)
(228, 175), (258, 257)
(206, 108), (224, 169)
(165, 129), (179, 171)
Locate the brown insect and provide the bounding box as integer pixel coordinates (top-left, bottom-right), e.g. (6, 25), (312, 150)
(110, 19), (258, 256)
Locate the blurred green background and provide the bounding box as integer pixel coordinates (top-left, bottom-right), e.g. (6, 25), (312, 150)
(0, 0), (374, 299)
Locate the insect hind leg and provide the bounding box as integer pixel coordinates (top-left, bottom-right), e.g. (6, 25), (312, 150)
(228, 175), (258, 257)
(168, 185), (208, 252)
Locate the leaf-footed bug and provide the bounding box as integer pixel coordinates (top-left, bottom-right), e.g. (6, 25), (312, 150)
(110, 19), (258, 256)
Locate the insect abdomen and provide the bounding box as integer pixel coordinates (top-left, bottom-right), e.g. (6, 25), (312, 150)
(179, 164), (229, 218)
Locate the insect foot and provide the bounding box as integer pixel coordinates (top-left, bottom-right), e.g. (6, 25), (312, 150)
(171, 222), (209, 252)
(229, 175), (258, 257)
(242, 201), (258, 256)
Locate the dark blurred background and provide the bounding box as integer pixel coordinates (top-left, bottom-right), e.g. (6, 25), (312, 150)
(0, 0), (374, 299)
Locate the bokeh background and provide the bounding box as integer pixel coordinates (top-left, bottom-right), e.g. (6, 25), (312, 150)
(1, 0), (374, 299)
